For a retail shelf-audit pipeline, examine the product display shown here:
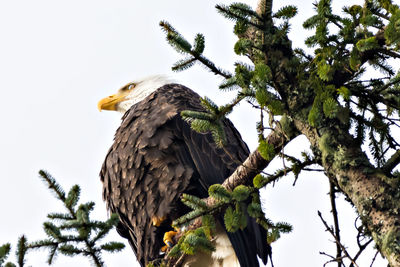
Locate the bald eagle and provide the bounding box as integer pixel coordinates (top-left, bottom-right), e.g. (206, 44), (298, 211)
(98, 76), (269, 266)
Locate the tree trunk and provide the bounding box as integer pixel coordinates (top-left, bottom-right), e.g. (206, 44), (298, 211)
(295, 120), (400, 266)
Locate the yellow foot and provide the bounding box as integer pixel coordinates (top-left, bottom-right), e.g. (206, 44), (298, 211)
(163, 231), (178, 248)
(151, 216), (166, 227)
(161, 245), (168, 252)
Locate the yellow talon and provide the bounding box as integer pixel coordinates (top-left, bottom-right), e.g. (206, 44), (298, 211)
(163, 231), (178, 248)
(161, 245), (168, 252)
(152, 216), (166, 227)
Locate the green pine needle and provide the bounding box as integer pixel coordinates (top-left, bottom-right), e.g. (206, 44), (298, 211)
(234, 38), (252, 55)
(224, 206), (238, 232)
(349, 48), (361, 71)
(47, 213), (74, 221)
(172, 57), (196, 72)
(274, 5), (298, 19)
(252, 63), (272, 86)
(173, 209), (204, 228)
(181, 110), (214, 121)
(210, 122), (227, 147)
(16, 236), (28, 267)
(47, 245), (58, 264)
(234, 20), (249, 35)
(275, 222), (293, 233)
(181, 194), (208, 211)
(235, 63), (253, 88)
(308, 99), (322, 127)
(44, 222), (62, 240)
(193, 34), (205, 55)
(258, 140), (276, 161)
(167, 244), (181, 258)
(356, 36), (379, 52)
(323, 98), (338, 118)
(232, 185), (251, 202)
(267, 229), (280, 244)
(253, 174), (268, 189)
(65, 185), (80, 210)
(58, 244), (82, 256)
(303, 15), (319, 29)
(39, 170), (66, 202)
(385, 9), (400, 45)
(99, 242), (125, 253)
(190, 119), (213, 133)
(337, 86), (351, 100)
(208, 184), (232, 203)
(317, 63), (333, 81)
(216, 3), (259, 23)
(160, 21), (192, 54)
(200, 97), (219, 113)
(0, 243), (11, 266)
(167, 32), (192, 54)
(201, 215), (216, 239)
(219, 77), (239, 91)
(255, 88), (268, 107)
(247, 203), (264, 218)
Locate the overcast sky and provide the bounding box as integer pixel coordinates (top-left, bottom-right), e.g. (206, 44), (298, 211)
(0, 0), (390, 266)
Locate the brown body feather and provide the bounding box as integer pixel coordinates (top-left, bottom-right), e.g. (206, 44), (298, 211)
(100, 84), (269, 266)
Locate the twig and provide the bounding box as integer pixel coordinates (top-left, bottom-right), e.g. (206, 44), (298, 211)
(352, 239), (373, 264)
(377, 48), (400, 59)
(369, 251), (379, 267)
(318, 211), (359, 267)
(329, 182), (342, 267)
(173, 253), (186, 267)
(320, 251), (346, 267)
(260, 106), (265, 139)
(349, 217), (373, 265)
(303, 168), (324, 172)
(192, 54), (232, 79)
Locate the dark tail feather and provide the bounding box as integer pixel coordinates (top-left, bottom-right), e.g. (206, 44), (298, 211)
(219, 215), (271, 267)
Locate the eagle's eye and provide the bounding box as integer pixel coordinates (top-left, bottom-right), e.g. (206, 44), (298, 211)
(119, 84), (135, 93)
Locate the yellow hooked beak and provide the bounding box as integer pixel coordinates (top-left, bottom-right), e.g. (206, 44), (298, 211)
(97, 88), (131, 112)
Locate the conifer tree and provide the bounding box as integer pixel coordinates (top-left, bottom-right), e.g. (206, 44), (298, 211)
(1, 170), (124, 267)
(5, 1), (400, 266)
(160, 0), (400, 266)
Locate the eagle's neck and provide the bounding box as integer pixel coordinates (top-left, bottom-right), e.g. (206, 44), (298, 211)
(118, 75), (175, 113)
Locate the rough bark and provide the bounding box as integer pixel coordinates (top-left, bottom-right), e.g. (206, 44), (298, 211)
(209, 117), (400, 266)
(294, 119), (400, 266)
(223, 126), (293, 191)
(207, 120), (297, 203)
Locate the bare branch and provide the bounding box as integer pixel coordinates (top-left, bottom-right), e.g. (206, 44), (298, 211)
(318, 211), (359, 267)
(370, 251), (380, 267)
(329, 182), (342, 267)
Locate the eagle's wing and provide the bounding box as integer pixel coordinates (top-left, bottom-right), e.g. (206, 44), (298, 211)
(100, 84), (269, 266)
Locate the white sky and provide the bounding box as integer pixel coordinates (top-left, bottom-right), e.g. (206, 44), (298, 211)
(0, 0), (391, 266)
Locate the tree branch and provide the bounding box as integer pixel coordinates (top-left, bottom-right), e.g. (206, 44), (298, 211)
(329, 182), (342, 267)
(382, 149), (400, 175)
(171, 120), (297, 240)
(294, 117), (400, 266)
(220, 123), (296, 192)
(318, 211), (359, 267)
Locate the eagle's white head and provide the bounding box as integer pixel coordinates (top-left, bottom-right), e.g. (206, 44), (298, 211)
(98, 75), (175, 113)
